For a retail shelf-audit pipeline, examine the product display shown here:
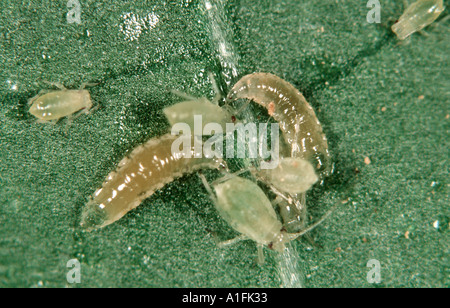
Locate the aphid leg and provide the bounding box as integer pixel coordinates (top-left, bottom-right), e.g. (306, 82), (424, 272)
(198, 173), (218, 204)
(286, 204), (338, 242)
(27, 94), (40, 106)
(257, 244), (265, 265)
(79, 82), (99, 89)
(36, 118), (58, 125)
(270, 186), (293, 203)
(27, 89), (51, 105)
(170, 89), (199, 101)
(426, 14), (450, 31)
(418, 29), (430, 37)
(70, 104), (99, 122)
(215, 234), (248, 248)
(211, 168), (252, 186)
(233, 99), (253, 115)
(208, 72), (222, 106)
(43, 81), (66, 90)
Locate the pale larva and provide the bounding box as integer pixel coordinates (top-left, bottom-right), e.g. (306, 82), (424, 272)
(81, 133), (222, 230)
(226, 73), (332, 178)
(392, 0), (445, 40)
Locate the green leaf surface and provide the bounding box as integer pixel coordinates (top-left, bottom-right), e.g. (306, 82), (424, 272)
(0, 0), (448, 287)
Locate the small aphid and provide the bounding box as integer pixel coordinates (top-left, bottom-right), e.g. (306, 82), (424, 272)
(81, 133), (222, 230)
(28, 82), (97, 123)
(163, 96), (232, 134)
(200, 175), (333, 264)
(164, 74), (233, 134)
(227, 73), (332, 178)
(392, 0), (445, 40)
(258, 157), (318, 195)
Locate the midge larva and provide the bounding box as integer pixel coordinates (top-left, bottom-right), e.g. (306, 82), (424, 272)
(200, 175), (333, 264)
(392, 0), (445, 40)
(226, 73), (332, 178)
(28, 82), (97, 123)
(81, 133), (222, 230)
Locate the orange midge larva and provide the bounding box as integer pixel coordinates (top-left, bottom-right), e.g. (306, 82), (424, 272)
(226, 73), (332, 178)
(81, 133), (222, 230)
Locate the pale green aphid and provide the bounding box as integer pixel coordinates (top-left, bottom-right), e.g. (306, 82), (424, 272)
(258, 157), (318, 195)
(163, 95), (232, 135)
(28, 82), (97, 123)
(200, 175), (332, 264)
(163, 73), (233, 135)
(392, 0), (445, 40)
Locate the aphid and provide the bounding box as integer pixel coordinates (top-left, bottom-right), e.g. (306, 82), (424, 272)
(163, 95), (232, 135)
(28, 82), (97, 123)
(200, 175), (333, 264)
(81, 133), (222, 230)
(164, 73), (233, 134)
(226, 73), (332, 178)
(258, 157), (318, 195)
(257, 157), (318, 233)
(392, 0), (445, 40)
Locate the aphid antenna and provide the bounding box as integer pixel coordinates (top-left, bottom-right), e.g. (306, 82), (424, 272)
(285, 202), (338, 242)
(42, 81), (66, 90)
(169, 89), (198, 101)
(207, 71), (222, 106)
(198, 173), (218, 205)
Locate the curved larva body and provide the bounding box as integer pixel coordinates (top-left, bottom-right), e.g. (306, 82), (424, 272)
(392, 0), (444, 40)
(81, 133), (222, 230)
(227, 73), (331, 178)
(28, 89), (93, 121)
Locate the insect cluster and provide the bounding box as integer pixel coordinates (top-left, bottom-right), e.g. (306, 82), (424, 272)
(78, 72), (333, 263)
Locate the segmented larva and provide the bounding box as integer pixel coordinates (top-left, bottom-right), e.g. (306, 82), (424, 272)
(226, 73), (332, 178)
(81, 133), (222, 230)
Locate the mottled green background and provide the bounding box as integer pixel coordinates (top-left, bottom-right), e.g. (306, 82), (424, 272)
(0, 0), (448, 288)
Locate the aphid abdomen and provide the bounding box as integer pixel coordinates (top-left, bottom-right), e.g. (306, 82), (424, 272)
(81, 133), (222, 230)
(227, 73), (331, 177)
(213, 177), (282, 245)
(392, 0), (445, 40)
